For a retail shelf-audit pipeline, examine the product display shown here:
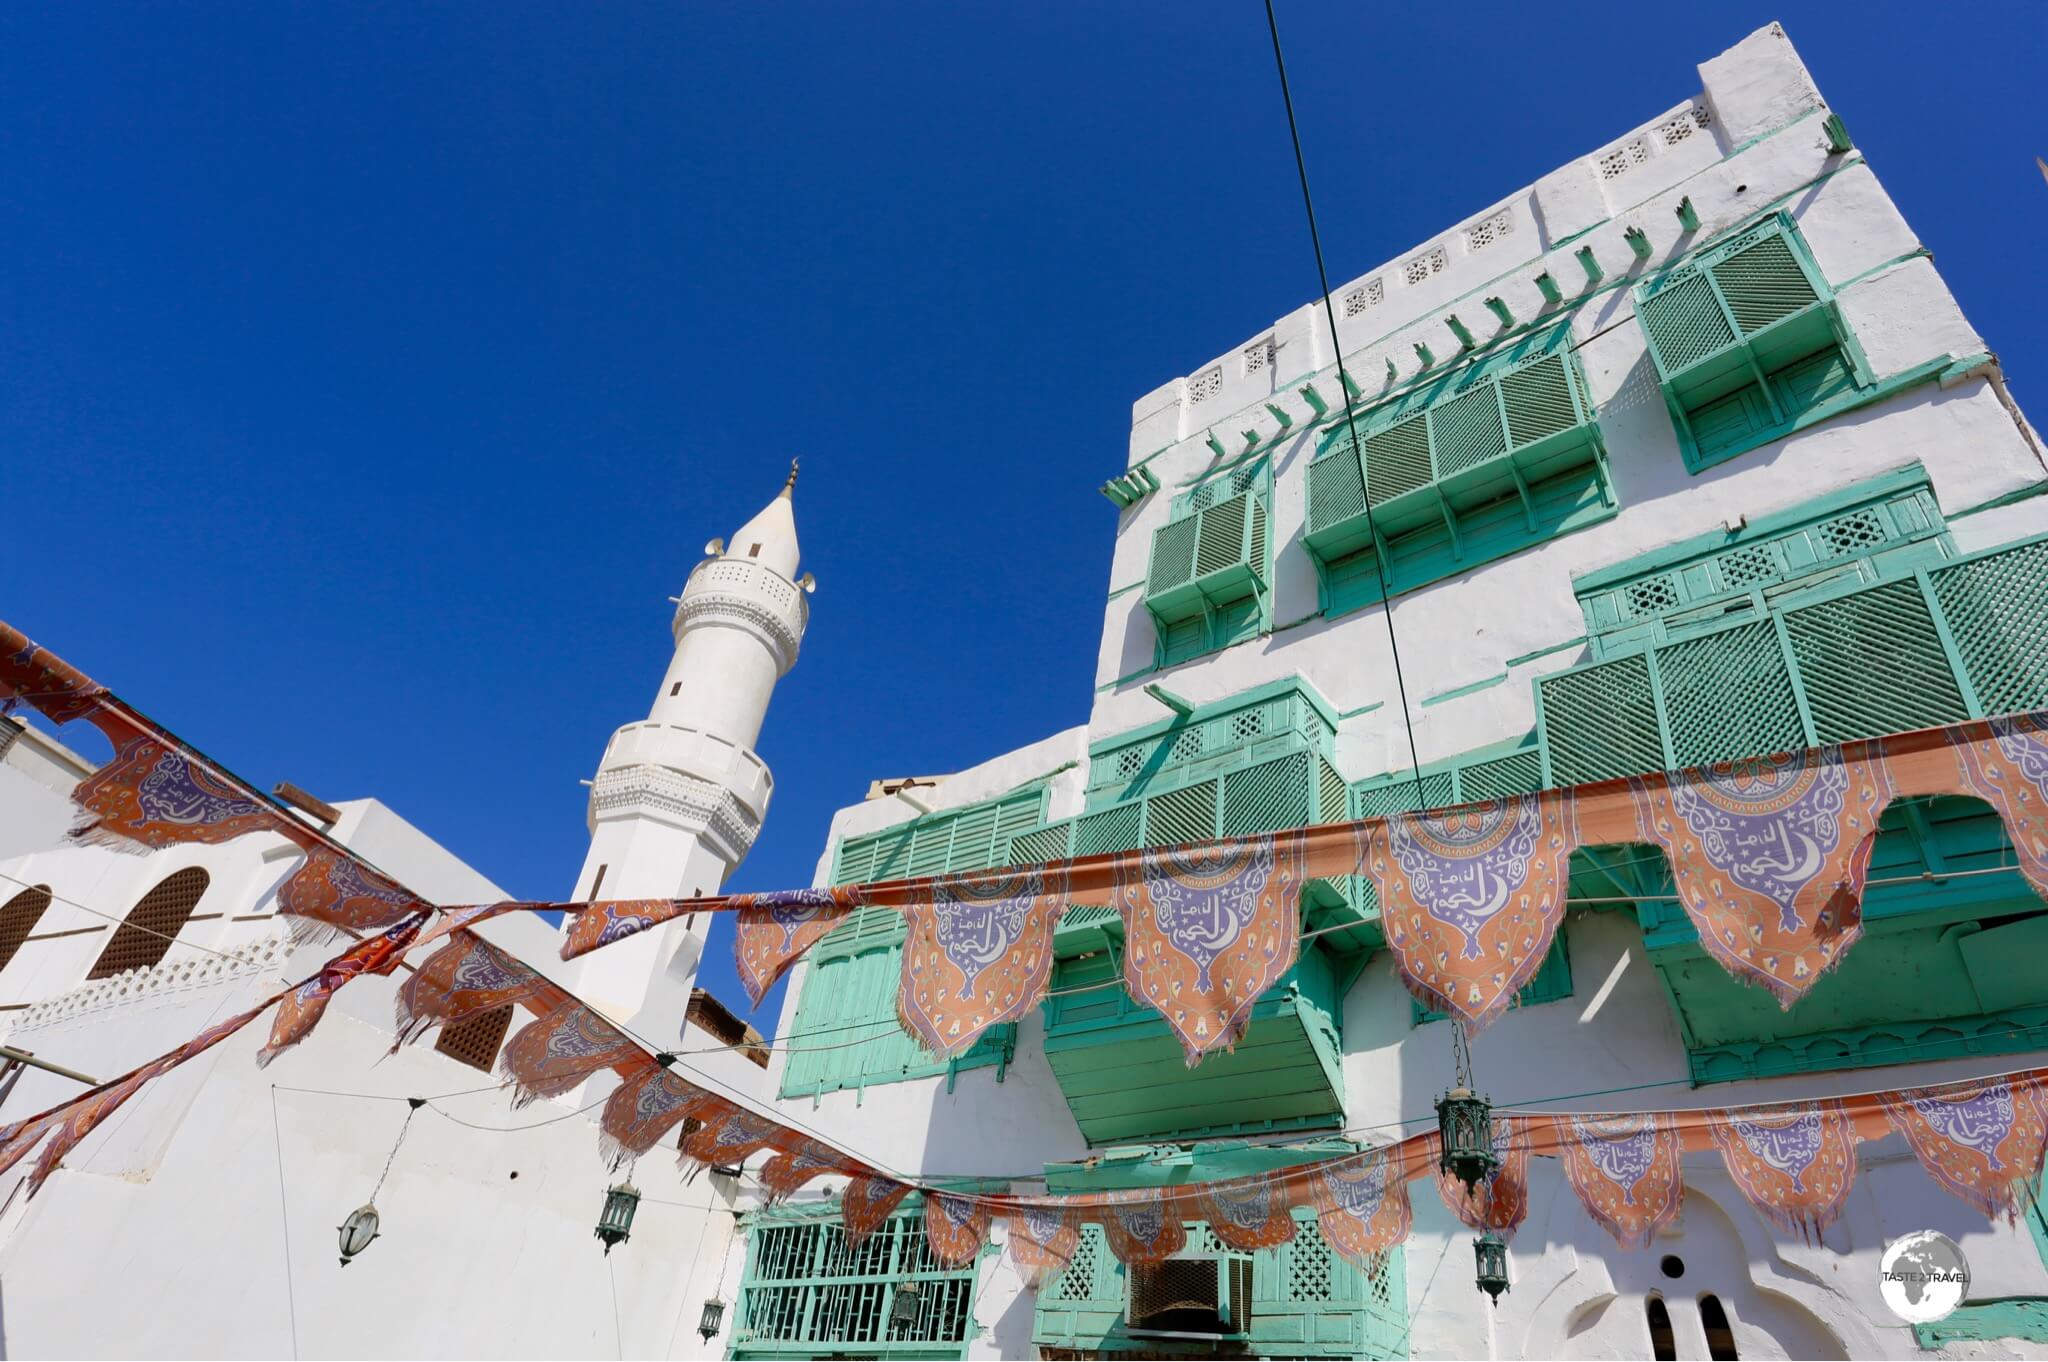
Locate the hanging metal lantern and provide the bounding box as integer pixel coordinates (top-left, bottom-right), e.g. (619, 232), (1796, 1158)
(697, 1298), (726, 1344)
(1436, 1086), (1498, 1194)
(1474, 1232), (1510, 1304)
(337, 1203), (381, 1266)
(594, 1182), (641, 1254)
(888, 1282), (921, 1334)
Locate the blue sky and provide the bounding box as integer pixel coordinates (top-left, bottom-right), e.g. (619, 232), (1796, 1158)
(7, 3), (2044, 1033)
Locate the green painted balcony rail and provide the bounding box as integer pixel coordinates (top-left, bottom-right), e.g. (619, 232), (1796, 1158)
(1143, 460), (1273, 666)
(734, 1201), (981, 1360)
(1572, 464), (1951, 657)
(1537, 532), (2048, 787)
(1085, 677), (1337, 806)
(1634, 211), (1872, 472)
(1304, 322), (1615, 612)
(780, 787), (1046, 1100)
(1032, 1218), (1407, 1360)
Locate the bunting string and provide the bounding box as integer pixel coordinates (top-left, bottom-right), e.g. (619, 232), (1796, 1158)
(7, 622), (2048, 1285)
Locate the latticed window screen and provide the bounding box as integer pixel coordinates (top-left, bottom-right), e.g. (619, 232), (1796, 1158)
(1633, 212), (1863, 471)
(0, 885), (53, 974)
(1540, 654), (1664, 786)
(737, 1210), (976, 1355)
(434, 1005), (512, 1072)
(1542, 534), (2048, 784)
(1780, 579), (1965, 742)
(1933, 537), (2048, 715)
(1145, 462), (1274, 667)
(784, 790), (1042, 1099)
(89, 867), (209, 980)
(1573, 474), (1950, 647)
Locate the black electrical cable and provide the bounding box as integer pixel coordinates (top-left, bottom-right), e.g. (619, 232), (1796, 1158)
(1262, 0), (1429, 813)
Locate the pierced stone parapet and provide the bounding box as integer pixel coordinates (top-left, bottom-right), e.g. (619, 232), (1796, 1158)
(673, 558), (808, 673)
(5, 931), (289, 1036)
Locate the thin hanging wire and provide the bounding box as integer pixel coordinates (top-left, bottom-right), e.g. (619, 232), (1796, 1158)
(1261, 0), (1427, 812)
(366, 1100), (423, 1204)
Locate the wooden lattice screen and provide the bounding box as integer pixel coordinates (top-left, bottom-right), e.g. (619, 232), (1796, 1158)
(88, 868), (210, 979)
(434, 1004), (513, 1072)
(0, 885), (53, 974)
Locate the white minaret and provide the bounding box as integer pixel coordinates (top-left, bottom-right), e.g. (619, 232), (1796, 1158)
(565, 463), (812, 1029)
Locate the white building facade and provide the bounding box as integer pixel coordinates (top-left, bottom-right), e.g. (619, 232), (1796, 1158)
(735, 24), (2048, 1362)
(0, 476), (812, 1358)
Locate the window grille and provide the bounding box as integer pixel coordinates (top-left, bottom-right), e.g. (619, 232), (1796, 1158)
(435, 1005), (512, 1072)
(736, 1209), (976, 1356)
(1598, 135), (1651, 180)
(1187, 366), (1223, 402)
(1244, 337), (1274, 375)
(1543, 534), (2048, 784)
(1574, 473), (1948, 641)
(1144, 461), (1274, 667)
(1343, 279), (1383, 317)
(0, 885), (53, 973)
(1304, 323), (1610, 609)
(89, 868), (209, 979)
(1465, 209), (1514, 253)
(1402, 246), (1447, 285)
(1659, 105), (1712, 147)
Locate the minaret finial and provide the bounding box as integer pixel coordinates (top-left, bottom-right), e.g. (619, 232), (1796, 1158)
(780, 458), (799, 498)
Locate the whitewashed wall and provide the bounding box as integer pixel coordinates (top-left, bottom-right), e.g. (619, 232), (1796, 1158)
(761, 21), (2048, 1362)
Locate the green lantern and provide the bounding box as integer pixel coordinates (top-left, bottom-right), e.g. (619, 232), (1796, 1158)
(595, 1183), (641, 1254)
(1474, 1232), (1510, 1304)
(1436, 1086), (1498, 1193)
(888, 1282), (921, 1334)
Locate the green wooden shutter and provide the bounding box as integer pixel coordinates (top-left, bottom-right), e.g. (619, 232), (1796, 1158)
(1933, 537), (2048, 715)
(1220, 753), (1315, 837)
(1656, 620), (1805, 768)
(1144, 780), (1219, 847)
(1780, 579), (1968, 741)
(1539, 653), (1665, 784)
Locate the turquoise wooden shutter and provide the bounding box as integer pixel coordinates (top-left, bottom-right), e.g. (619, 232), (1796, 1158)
(1538, 653), (1665, 785)
(1655, 620), (1804, 768)
(1932, 537), (2048, 715)
(1780, 579), (1968, 741)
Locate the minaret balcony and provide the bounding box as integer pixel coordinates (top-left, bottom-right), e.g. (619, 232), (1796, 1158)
(672, 557), (809, 670)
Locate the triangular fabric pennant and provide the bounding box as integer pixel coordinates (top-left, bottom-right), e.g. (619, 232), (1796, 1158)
(733, 887), (866, 1007)
(1882, 1072), (2048, 1221)
(1306, 1145), (1413, 1266)
(1706, 1101), (1859, 1238)
(1554, 1111), (1686, 1250)
(898, 866), (1067, 1060)
(498, 999), (640, 1106)
(922, 1192), (993, 1268)
(1948, 712), (2048, 904)
(1371, 790), (1578, 1031)
(1635, 743), (1892, 1008)
(1117, 831), (1308, 1065)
